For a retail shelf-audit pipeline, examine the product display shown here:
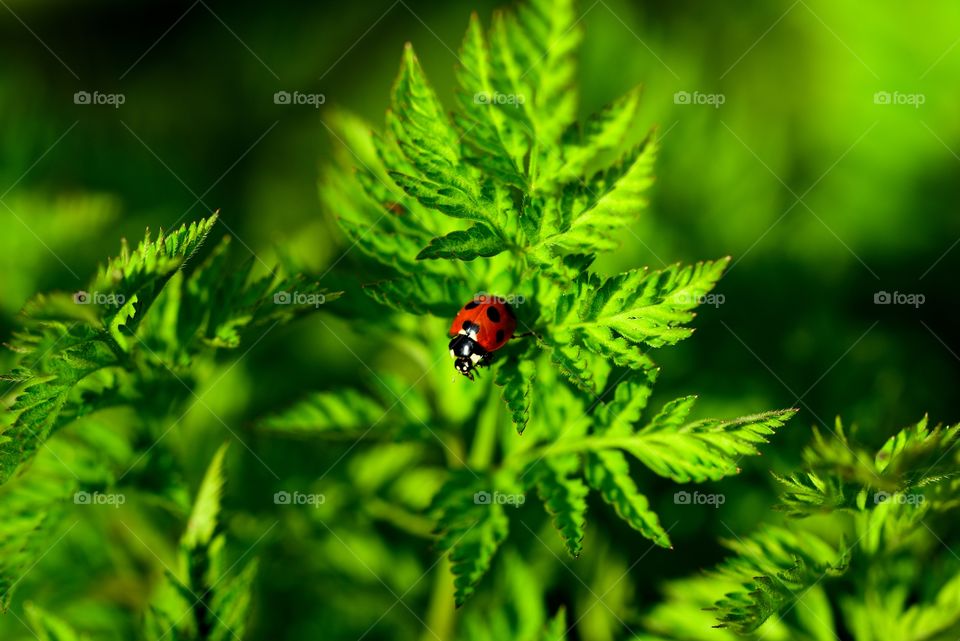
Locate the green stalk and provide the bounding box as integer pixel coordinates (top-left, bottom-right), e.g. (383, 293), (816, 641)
(467, 377), (499, 469)
(421, 556), (456, 641)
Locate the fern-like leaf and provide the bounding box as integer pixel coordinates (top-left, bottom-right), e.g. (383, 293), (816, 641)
(550, 136), (657, 252)
(559, 86), (645, 180)
(25, 603), (87, 641)
(417, 223), (505, 261)
(433, 472), (511, 606)
(494, 343), (537, 433)
(258, 388), (389, 436)
(631, 408), (797, 483)
(565, 258), (730, 352)
(364, 273), (475, 316)
(532, 454), (588, 557)
(584, 449), (671, 548)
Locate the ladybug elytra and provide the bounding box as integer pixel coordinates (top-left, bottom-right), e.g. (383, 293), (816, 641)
(448, 297), (517, 380)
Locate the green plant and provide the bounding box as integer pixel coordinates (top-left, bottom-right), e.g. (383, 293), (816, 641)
(639, 417), (960, 641)
(263, 0), (794, 626)
(0, 213), (337, 638)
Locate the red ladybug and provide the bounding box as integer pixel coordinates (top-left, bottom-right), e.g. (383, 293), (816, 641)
(448, 297), (517, 380)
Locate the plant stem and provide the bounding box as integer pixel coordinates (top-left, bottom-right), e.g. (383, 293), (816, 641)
(467, 379), (499, 469)
(503, 435), (641, 469)
(421, 555), (455, 641)
(365, 498), (436, 538)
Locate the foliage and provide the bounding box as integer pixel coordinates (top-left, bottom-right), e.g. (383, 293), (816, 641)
(640, 416), (960, 641)
(3, 0), (953, 638)
(0, 213), (336, 637)
(287, 0), (795, 615)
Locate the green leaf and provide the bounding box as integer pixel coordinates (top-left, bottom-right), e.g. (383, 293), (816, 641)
(711, 528), (848, 634)
(494, 343), (537, 434)
(631, 408), (797, 483)
(0, 324), (116, 484)
(93, 215), (218, 346)
(533, 454), (589, 557)
(208, 559), (259, 641)
(595, 372), (659, 436)
(258, 388), (388, 436)
(547, 340), (607, 397)
(560, 86), (645, 180)
(386, 45), (499, 228)
(455, 12), (529, 187)
(576, 328), (658, 372)
(642, 395), (698, 434)
(1, 377), (72, 483)
(585, 449), (671, 548)
(551, 135), (657, 252)
(0, 472), (73, 610)
(491, 0), (581, 148)
(417, 223), (506, 261)
(324, 110), (453, 274)
(389, 44), (462, 172)
(146, 445), (259, 641)
(25, 603), (87, 641)
(772, 470), (857, 516)
(337, 214), (432, 274)
(565, 258), (730, 351)
(389, 171), (494, 225)
(433, 472), (511, 606)
(107, 293), (138, 351)
(526, 407), (794, 485)
(875, 416), (960, 486)
(0, 216), (259, 484)
(364, 273), (474, 316)
(183, 443), (227, 550)
(540, 607), (569, 641)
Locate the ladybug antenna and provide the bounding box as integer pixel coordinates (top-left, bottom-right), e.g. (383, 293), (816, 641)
(515, 329), (542, 341)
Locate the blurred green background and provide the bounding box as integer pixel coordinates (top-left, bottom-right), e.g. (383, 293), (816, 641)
(2, 0), (959, 638)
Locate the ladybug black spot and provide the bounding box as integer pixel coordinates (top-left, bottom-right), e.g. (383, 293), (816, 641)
(486, 306), (501, 323)
(464, 301), (479, 310)
(496, 329), (505, 344)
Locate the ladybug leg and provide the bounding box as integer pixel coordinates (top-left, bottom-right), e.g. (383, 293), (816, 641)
(477, 352), (494, 369)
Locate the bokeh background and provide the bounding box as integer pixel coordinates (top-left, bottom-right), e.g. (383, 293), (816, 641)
(2, 0), (959, 639)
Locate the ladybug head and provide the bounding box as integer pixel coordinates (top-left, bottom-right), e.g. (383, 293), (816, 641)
(454, 356), (476, 380)
(449, 334), (486, 381)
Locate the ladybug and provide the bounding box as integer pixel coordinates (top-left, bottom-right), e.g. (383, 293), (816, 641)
(448, 297), (517, 380)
